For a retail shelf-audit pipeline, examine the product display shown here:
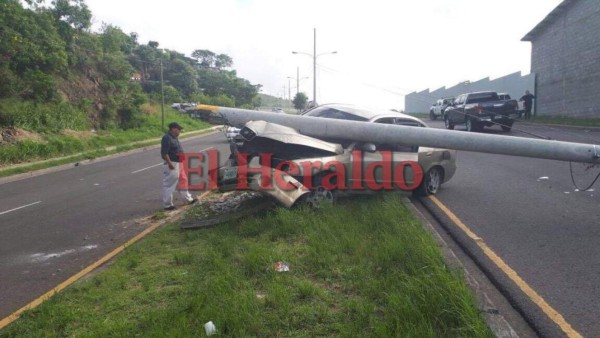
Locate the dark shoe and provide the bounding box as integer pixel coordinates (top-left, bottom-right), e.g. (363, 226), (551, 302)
(164, 206), (176, 211)
(188, 198), (198, 205)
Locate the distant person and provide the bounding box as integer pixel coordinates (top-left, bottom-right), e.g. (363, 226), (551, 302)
(161, 122), (197, 210)
(519, 90), (536, 120)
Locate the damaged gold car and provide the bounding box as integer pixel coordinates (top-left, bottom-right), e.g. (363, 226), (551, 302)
(215, 106), (457, 207)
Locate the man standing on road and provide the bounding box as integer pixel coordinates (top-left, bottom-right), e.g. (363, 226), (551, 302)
(161, 122), (197, 211)
(519, 90), (536, 120)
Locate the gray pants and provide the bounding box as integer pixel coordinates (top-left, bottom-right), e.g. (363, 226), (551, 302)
(162, 162), (193, 208)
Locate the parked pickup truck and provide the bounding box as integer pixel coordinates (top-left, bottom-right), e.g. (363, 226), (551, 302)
(430, 97), (454, 120)
(498, 93), (526, 118)
(443, 91), (518, 132)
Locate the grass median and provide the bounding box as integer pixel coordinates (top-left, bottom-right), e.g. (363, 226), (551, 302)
(1, 194), (492, 337)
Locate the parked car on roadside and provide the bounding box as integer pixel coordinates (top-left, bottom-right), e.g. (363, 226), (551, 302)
(217, 105), (457, 206)
(443, 91), (519, 132)
(498, 93), (526, 118)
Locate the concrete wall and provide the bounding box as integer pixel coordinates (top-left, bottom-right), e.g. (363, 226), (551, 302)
(405, 72), (535, 113)
(530, 0), (600, 117)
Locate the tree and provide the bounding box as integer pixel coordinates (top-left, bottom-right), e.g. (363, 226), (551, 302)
(164, 59), (198, 97)
(50, 0), (92, 30)
(191, 49), (215, 68)
(215, 53), (233, 69)
(293, 92), (308, 111)
(148, 40), (159, 48)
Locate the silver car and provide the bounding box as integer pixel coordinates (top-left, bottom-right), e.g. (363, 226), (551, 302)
(217, 104), (457, 206)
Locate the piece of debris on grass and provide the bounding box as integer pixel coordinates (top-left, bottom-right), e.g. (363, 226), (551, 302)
(204, 321), (216, 336)
(180, 191), (275, 230)
(273, 261), (290, 272)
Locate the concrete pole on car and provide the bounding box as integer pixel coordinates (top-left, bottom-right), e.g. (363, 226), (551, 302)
(207, 106), (600, 164)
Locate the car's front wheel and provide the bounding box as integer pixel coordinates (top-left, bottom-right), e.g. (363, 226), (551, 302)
(430, 111), (437, 120)
(414, 167), (443, 196)
(444, 115), (454, 130)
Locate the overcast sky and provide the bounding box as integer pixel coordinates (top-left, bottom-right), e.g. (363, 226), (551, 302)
(85, 0), (562, 109)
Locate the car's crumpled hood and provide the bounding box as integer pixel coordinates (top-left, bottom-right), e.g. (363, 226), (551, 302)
(243, 120), (344, 155)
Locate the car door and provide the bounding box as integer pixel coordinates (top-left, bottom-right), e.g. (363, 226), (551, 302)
(448, 95), (465, 122)
(352, 117), (419, 190)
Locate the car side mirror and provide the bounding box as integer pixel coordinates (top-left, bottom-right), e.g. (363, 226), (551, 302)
(361, 143), (377, 153)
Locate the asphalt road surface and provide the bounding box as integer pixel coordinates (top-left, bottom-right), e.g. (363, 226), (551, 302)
(418, 120), (600, 337)
(0, 131), (231, 320)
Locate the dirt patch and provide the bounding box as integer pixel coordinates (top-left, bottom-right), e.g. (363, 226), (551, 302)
(61, 129), (95, 139)
(0, 127), (44, 144)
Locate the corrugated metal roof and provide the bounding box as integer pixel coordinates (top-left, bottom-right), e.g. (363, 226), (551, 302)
(521, 0), (577, 41)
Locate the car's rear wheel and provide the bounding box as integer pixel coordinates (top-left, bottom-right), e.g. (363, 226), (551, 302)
(466, 118), (479, 132)
(501, 122), (513, 132)
(444, 115), (454, 130)
(414, 167), (443, 196)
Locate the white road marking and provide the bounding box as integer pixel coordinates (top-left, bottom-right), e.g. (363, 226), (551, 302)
(131, 148), (214, 174)
(0, 201), (42, 216)
(131, 163), (163, 174)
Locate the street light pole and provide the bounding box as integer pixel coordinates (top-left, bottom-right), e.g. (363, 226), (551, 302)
(313, 27), (317, 105)
(292, 28), (337, 107)
(160, 56), (165, 130)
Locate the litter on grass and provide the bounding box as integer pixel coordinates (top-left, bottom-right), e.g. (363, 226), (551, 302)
(204, 321), (216, 336)
(274, 261), (290, 272)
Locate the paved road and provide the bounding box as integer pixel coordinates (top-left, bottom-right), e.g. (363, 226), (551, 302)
(0, 131), (231, 319)
(419, 120), (600, 337)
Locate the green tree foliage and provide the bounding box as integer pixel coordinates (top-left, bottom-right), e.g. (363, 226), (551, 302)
(164, 59), (198, 97)
(191, 49), (215, 68)
(215, 53), (233, 69)
(0, 0), (261, 131)
(293, 92), (308, 110)
(0, 0), (67, 100)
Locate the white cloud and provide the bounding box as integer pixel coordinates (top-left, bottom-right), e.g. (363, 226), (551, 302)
(86, 0), (563, 109)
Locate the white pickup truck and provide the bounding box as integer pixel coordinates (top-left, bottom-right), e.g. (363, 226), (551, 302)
(430, 98), (454, 120)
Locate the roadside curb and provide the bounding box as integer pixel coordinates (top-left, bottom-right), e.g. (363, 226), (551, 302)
(417, 196), (573, 338)
(0, 126), (221, 186)
(402, 197), (520, 338)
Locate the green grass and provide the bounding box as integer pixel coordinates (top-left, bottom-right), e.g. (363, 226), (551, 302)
(0, 128), (212, 178)
(530, 115), (600, 127)
(1, 194), (492, 337)
(0, 109), (210, 166)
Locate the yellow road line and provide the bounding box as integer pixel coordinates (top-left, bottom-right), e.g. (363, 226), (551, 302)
(429, 196), (582, 338)
(0, 191), (211, 330)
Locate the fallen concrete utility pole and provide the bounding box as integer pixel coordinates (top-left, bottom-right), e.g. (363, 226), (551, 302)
(208, 107), (600, 164)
